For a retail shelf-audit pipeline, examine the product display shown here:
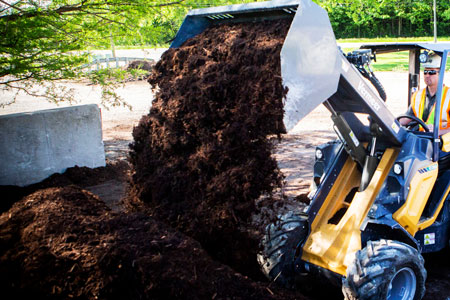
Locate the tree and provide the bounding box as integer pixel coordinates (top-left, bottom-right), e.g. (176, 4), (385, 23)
(0, 0), (259, 107)
(319, 0), (450, 38)
(0, 0), (186, 107)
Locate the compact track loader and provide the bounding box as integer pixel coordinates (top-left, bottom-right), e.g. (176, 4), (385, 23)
(171, 0), (450, 299)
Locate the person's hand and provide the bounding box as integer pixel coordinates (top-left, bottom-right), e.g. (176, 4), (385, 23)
(427, 124), (434, 132)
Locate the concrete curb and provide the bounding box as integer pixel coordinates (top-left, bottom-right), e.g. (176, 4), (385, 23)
(0, 104), (106, 186)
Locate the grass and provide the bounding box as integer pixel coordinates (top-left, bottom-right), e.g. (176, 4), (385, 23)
(337, 37), (450, 44)
(371, 51), (410, 72)
(358, 51), (450, 72)
(339, 37), (450, 72)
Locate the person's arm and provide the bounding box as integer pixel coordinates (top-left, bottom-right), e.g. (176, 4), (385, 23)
(439, 110), (450, 136)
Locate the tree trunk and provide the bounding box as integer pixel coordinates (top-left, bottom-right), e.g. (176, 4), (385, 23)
(409, 19), (412, 36)
(398, 17), (402, 36)
(391, 18), (394, 36)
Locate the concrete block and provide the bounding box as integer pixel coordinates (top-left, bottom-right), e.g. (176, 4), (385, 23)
(0, 104), (106, 186)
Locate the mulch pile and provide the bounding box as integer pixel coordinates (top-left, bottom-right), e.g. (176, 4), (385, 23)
(0, 161), (129, 214)
(128, 19), (292, 276)
(0, 186), (304, 299)
(127, 60), (155, 73)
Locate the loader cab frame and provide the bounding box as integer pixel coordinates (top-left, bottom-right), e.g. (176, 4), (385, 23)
(359, 43), (450, 162)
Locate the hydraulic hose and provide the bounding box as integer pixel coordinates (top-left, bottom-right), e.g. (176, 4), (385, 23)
(359, 67), (387, 102)
(344, 49), (387, 102)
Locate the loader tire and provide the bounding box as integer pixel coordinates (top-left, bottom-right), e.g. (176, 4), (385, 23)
(342, 240), (426, 300)
(257, 212), (308, 288)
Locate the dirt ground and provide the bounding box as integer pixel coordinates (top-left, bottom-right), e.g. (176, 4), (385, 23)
(2, 64), (450, 298)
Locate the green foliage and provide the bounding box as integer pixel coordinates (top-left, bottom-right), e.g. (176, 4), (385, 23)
(0, 0), (267, 106)
(318, 0), (450, 38)
(86, 68), (130, 109)
(0, 0), (184, 106)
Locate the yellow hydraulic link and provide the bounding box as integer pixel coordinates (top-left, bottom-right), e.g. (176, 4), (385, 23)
(302, 148), (399, 276)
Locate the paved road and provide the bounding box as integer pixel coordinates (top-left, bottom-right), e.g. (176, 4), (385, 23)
(90, 48), (168, 61)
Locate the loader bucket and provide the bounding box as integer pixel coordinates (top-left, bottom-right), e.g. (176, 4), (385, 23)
(170, 0), (300, 48)
(171, 0), (341, 132)
(280, 0), (340, 131)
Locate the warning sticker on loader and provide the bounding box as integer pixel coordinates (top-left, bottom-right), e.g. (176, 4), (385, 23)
(391, 122), (400, 134)
(424, 233), (435, 245)
(349, 131), (359, 147)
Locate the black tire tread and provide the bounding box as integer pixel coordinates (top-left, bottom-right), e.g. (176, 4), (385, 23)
(257, 212), (308, 288)
(343, 239), (426, 300)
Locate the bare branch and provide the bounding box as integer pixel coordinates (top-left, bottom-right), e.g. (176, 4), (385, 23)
(0, 0), (186, 21)
(0, 0), (25, 13)
(4, 82), (45, 98)
(0, 74), (33, 84)
(83, 9), (127, 26)
(0, 2), (84, 21)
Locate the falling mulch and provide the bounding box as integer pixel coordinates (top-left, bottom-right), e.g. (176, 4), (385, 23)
(128, 19), (293, 277)
(0, 186), (306, 300)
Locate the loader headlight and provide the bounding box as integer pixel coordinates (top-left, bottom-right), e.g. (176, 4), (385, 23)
(315, 149), (323, 160)
(419, 51), (429, 63)
(393, 163), (402, 175)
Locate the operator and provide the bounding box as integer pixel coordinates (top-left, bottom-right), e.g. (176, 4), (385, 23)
(400, 53), (450, 135)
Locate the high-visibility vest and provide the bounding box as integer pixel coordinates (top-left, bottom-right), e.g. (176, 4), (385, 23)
(411, 86), (450, 130)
